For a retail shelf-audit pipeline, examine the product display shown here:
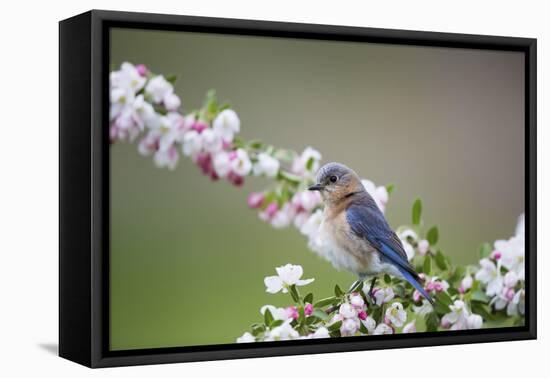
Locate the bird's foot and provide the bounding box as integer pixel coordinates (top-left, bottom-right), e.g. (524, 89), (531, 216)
(367, 277), (378, 303)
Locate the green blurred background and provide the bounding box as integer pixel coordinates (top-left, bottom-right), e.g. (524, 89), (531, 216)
(110, 28), (525, 350)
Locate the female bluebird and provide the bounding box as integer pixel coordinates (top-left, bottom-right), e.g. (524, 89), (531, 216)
(308, 162), (433, 304)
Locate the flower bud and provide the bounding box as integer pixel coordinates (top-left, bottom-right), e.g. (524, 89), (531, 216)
(136, 64), (148, 76)
(247, 192), (265, 209)
(304, 303), (314, 316)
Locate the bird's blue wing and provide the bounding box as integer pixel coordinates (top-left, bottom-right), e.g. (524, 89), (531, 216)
(345, 199), (411, 271)
(346, 198), (434, 304)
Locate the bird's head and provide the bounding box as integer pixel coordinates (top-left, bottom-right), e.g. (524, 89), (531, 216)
(308, 162), (365, 203)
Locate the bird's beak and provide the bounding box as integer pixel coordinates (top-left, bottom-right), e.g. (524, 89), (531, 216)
(308, 183), (324, 191)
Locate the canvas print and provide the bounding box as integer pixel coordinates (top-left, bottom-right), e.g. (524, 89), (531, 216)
(108, 28), (525, 350)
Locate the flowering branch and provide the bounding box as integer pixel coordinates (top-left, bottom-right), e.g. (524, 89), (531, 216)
(109, 62), (525, 342)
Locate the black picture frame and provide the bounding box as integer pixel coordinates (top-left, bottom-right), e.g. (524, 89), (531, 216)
(59, 9), (537, 368)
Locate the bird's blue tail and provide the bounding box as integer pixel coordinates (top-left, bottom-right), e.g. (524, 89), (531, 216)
(398, 267), (434, 305)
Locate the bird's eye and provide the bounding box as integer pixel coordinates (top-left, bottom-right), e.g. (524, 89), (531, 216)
(329, 175), (338, 183)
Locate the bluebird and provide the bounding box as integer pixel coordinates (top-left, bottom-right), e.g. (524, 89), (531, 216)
(308, 162), (433, 304)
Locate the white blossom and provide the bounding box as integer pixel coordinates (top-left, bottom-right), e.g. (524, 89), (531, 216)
(475, 258), (503, 297)
(361, 179), (389, 213)
(153, 146), (179, 170)
(213, 109), (240, 142)
(398, 228), (418, 260)
(311, 326), (330, 339)
(417, 239), (430, 256)
(350, 294), (365, 308)
(441, 300), (483, 330)
(339, 303), (357, 319)
(402, 320), (417, 333)
(253, 153), (280, 178)
(212, 151), (232, 178)
(264, 264), (314, 294)
(291, 147), (322, 177)
(270, 203), (294, 229)
(110, 62), (146, 93)
(373, 323), (393, 335)
(260, 305), (290, 321)
(200, 128), (223, 153)
(371, 287), (395, 306)
(265, 320), (300, 341)
(495, 233), (525, 280)
(230, 148), (252, 176)
(340, 318), (360, 336)
(182, 130), (202, 158)
(163, 92), (181, 111)
(385, 302), (407, 327)
(460, 274), (473, 292)
(236, 332), (255, 343)
(361, 316), (377, 334)
(467, 314), (483, 329)
(145, 75), (174, 104)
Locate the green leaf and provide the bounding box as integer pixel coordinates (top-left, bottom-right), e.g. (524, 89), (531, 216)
(478, 242), (492, 259)
(434, 250), (448, 270)
(384, 274), (391, 284)
(471, 290), (490, 303)
(394, 284), (405, 298)
(359, 321), (369, 334)
(289, 285), (300, 303)
(277, 170), (302, 185)
(306, 157), (315, 171)
(427, 226), (439, 245)
(447, 265), (466, 285)
(435, 291), (453, 307)
(269, 319), (284, 328)
(306, 316), (319, 325)
(386, 184), (395, 195)
(251, 323), (266, 336)
(447, 287), (458, 296)
(423, 255), (432, 275)
(298, 306), (306, 324)
(165, 74), (178, 84)
(248, 140), (264, 149)
(434, 300), (450, 316)
(314, 297), (340, 308)
(304, 293), (314, 304)
(334, 284), (344, 297)
(264, 308), (274, 327)
(470, 301), (493, 320)
(312, 309), (329, 321)
(425, 311), (440, 332)
(327, 321), (342, 332)
(232, 136), (245, 149)
(412, 198), (422, 225)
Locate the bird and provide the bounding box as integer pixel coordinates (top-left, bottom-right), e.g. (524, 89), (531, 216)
(308, 162), (434, 305)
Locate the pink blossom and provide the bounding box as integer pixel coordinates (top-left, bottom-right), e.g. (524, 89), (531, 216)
(196, 152), (218, 180)
(304, 303), (314, 316)
(227, 171), (244, 186)
(358, 310), (367, 320)
(491, 250), (502, 260)
(135, 64), (148, 76)
(137, 131), (160, 155)
(191, 121), (208, 133)
(247, 192), (265, 209)
(265, 203), (278, 218)
(286, 306), (299, 320)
